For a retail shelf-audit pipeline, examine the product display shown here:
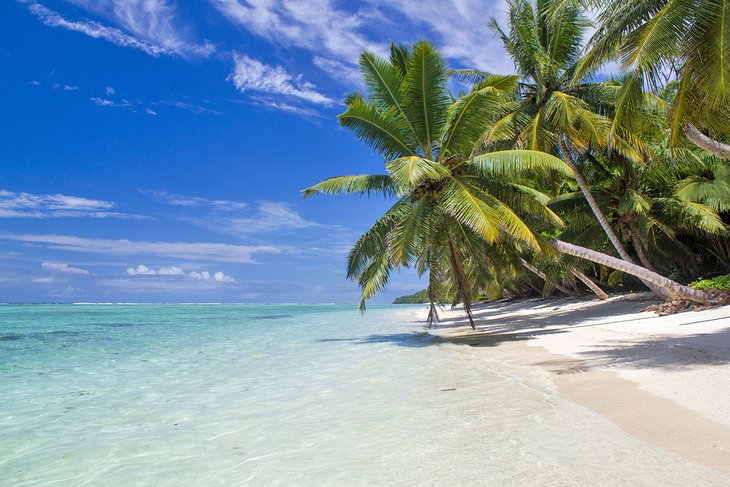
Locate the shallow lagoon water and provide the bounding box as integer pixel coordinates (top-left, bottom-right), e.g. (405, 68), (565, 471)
(1, 304), (727, 486)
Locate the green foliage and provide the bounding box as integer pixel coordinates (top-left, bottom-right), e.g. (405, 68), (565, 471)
(691, 274), (730, 291)
(393, 289), (431, 304)
(305, 8), (730, 314)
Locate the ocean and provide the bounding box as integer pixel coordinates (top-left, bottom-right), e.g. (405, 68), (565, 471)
(1, 304), (727, 486)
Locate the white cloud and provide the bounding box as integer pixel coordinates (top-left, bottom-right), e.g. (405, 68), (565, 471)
(42, 261), (91, 275)
(105, 86), (115, 95)
(213, 0), (514, 86)
(22, 1), (169, 57)
(22, 0), (215, 58)
(127, 264), (185, 276)
(63, 84), (79, 91)
(127, 265), (233, 282)
(311, 56), (361, 86)
(228, 53), (334, 106)
(34, 277), (55, 283)
(189, 201), (326, 238)
(222, 202), (321, 234)
(90, 97), (115, 107)
(213, 271), (235, 282)
(145, 108), (157, 115)
(158, 266), (185, 275)
(90, 97), (133, 109)
(373, 0), (512, 73)
(144, 190), (248, 211)
(157, 99), (222, 115)
(0, 233), (285, 263)
(239, 96), (325, 119)
(29, 80), (41, 86)
(213, 0), (382, 69)
(189, 270), (235, 282)
(188, 270), (209, 280)
(126, 264), (157, 275)
(0, 189), (137, 219)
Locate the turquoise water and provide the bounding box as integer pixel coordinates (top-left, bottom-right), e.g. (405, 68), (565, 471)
(1, 304), (728, 486)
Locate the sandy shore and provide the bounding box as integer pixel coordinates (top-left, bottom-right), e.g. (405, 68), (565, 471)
(425, 293), (730, 475)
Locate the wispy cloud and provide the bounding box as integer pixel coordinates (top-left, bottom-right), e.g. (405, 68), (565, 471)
(90, 96), (131, 108)
(218, 202), (323, 235)
(374, 0), (512, 72)
(236, 97), (325, 119)
(0, 233), (286, 264)
(0, 189), (138, 219)
(143, 190), (248, 211)
(228, 53), (334, 106)
(213, 0), (513, 84)
(41, 261), (90, 275)
(183, 201), (328, 239)
(156, 99), (222, 115)
(21, 1), (169, 57)
(22, 0), (215, 58)
(213, 0), (381, 70)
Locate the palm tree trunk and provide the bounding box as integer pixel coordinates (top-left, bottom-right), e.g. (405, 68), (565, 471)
(519, 258), (575, 296)
(558, 139), (670, 299)
(628, 223), (659, 274)
(570, 268), (608, 300)
(552, 240), (712, 304)
(685, 124), (730, 160)
(448, 237), (476, 329)
(426, 268), (440, 328)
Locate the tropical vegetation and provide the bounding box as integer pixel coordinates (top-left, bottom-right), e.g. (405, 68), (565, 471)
(304, 0), (729, 324)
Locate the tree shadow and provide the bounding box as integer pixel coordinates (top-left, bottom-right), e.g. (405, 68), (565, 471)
(435, 295), (660, 334)
(318, 332), (444, 348)
(540, 328), (730, 373)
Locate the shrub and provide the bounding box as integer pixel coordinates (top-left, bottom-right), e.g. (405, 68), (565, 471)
(690, 274), (730, 290)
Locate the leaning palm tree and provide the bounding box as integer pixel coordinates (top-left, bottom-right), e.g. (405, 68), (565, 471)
(304, 41), (712, 324)
(567, 0), (730, 157)
(304, 41), (576, 326)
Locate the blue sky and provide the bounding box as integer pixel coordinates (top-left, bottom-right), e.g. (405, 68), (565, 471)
(0, 0), (514, 303)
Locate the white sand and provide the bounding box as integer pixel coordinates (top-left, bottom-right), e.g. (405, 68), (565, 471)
(425, 293), (730, 474)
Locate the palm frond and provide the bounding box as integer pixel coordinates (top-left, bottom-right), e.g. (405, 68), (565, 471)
(468, 150), (573, 178)
(403, 41), (451, 158)
(385, 156), (451, 188)
(338, 97), (417, 159)
(302, 174), (399, 199)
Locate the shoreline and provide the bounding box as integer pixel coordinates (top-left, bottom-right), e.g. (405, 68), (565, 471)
(424, 293), (730, 475)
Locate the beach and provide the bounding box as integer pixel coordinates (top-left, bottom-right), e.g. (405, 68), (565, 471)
(428, 293), (730, 476)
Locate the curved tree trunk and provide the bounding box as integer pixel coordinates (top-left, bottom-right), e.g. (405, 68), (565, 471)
(552, 240), (712, 304)
(685, 124), (730, 159)
(558, 139), (670, 299)
(448, 237), (476, 329)
(571, 268), (608, 300)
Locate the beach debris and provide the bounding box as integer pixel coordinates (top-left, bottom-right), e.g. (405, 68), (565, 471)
(646, 289), (730, 315)
(440, 388), (457, 392)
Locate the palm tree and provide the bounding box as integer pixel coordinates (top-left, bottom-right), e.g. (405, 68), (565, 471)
(304, 41), (576, 326)
(485, 0), (674, 297)
(569, 0), (730, 157)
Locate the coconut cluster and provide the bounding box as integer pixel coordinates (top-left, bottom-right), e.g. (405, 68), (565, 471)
(411, 178), (447, 201)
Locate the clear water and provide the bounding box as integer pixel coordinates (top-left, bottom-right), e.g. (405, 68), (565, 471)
(1, 304), (727, 486)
